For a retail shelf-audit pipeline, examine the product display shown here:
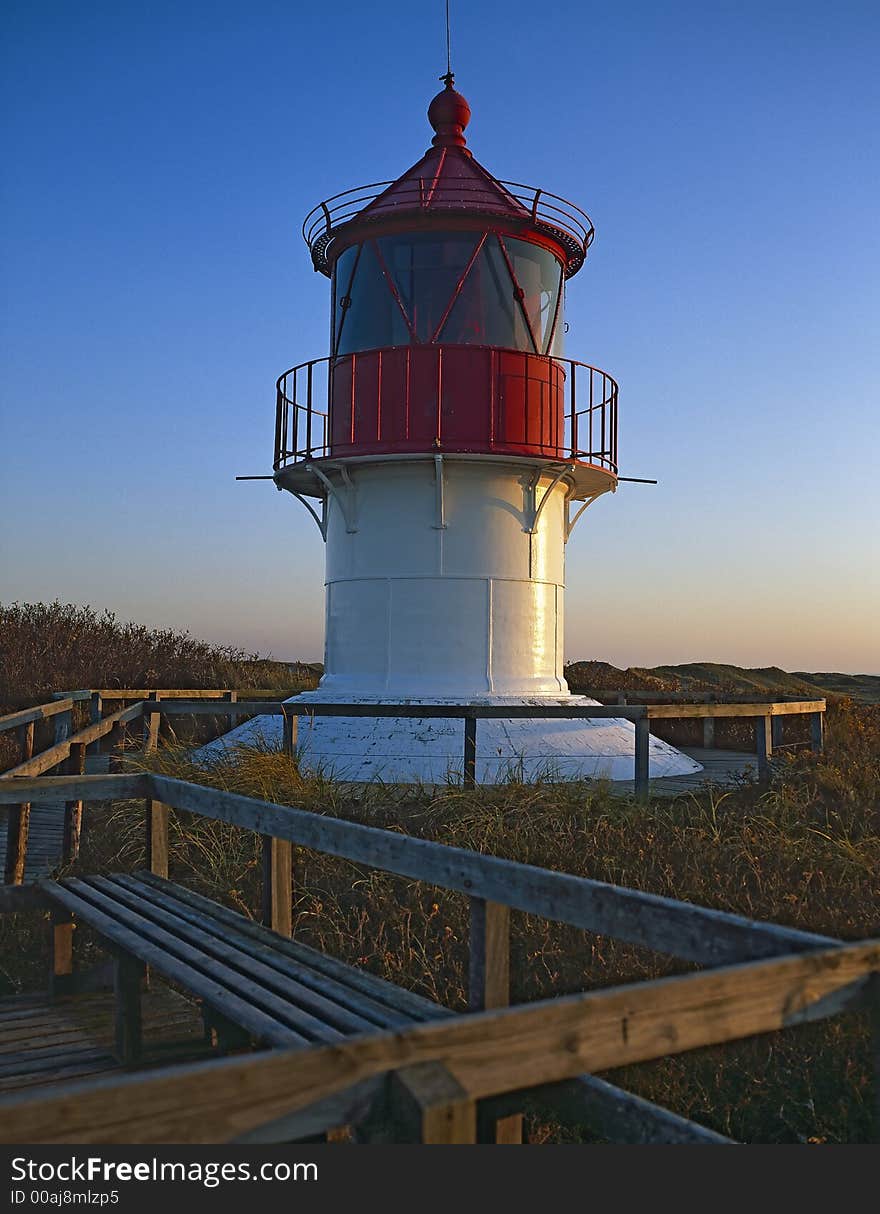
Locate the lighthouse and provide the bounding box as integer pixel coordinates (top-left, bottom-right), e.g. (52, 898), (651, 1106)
(259, 76), (701, 784)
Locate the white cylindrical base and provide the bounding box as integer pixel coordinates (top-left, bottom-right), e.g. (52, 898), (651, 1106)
(319, 457), (568, 697)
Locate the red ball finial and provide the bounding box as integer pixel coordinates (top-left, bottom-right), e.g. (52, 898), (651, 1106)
(428, 73), (471, 149)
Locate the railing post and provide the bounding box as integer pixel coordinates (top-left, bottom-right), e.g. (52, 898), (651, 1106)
(4, 722), (34, 884)
(53, 706), (73, 748)
(390, 1062), (477, 1144)
(143, 691), (161, 756)
(283, 708), (299, 756)
(469, 898), (521, 1143)
(702, 698), (716, 749)
(634, 713), (650, 801)
(49, 910), (75, 997)
(114, 955), (144, 1065)
(262, 836), (293, 938)
(88, 693), (103, 756)
(810, 710), (825, 755)
(62, 741), (87, 863)
(771, 712), (784, 749)
(224, 689), (239, 728)
(146, 799), (170, 880)
(755, 714), (772, 782)
(463, 715), (477, 788)
(17, 720), (34, 770)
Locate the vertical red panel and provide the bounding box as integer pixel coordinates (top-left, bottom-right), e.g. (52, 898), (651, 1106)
(408, 345), (441, 447)
(498, 350), (527, 449)
(330, 356), (354, 453)
(378, 347), (409, 447)
(352, 351), (380, 448)
(439, 346), (491, 448)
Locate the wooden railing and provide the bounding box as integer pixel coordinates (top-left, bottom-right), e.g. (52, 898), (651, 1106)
(0, 689), (827, 885)
(0, 764), (874, 1143)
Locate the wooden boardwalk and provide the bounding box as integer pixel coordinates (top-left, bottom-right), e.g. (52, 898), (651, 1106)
(0, 987), (207, 1096)
(614, 747), (760, 798)
(0, 754), (113, 884)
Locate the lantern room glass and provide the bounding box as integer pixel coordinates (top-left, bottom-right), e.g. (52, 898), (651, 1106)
(332, 230), (564, 357)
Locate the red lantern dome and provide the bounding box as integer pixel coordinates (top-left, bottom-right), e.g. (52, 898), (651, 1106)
(276, 79), (617, 502)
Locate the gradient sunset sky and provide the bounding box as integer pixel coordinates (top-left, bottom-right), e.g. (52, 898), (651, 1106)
(2, 0), (877, 673)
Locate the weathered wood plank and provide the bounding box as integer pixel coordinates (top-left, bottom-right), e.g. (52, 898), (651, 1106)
(391, 1062), (477, 1144)
(469, 900), (510, 1013)
(468, 899), (521, 1143)
(0, 704), (146, 781)
(146, 801), (170, 880)
(0, 700), (77, 736)
(0, 774), (149, 805)
(113, 956), (144, 1066)
(0, 884), (52, 914)
(488, 1073), (737, 1144)
(261, 837), (292, 938)
(95, 876), (380, 1038)
(0, 938), (874, 1144)
(63, 878), (347, 1045)
(135, 872), (446, 1023)
(646, 700), (825, 720)
(147, 775), (837, 965)
(63, 744), (87, 863)
(39, 882), (312, 1049)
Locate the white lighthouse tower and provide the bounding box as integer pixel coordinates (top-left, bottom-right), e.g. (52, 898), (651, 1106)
(264, 77), (700, 784)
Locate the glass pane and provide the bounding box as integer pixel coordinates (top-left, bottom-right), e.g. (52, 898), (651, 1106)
(335, 241), (410, 355)
(332, 246), (358, 354)
(441, 236), (533, 350)
(505, 236), (564, 354)
(378, 233), (480, 342)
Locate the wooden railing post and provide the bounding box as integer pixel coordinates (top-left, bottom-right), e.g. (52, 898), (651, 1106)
(755, 714), (772, 782)
(702, 698), (716, 749)
(224, 690), (239, 727)
(390, 1062), (476, 1144)
(469, 897), (521, 1143)
(4, 807), (30, 884)
(771, 713), (784, 749)
(17, 720), (35, 770)
(811, 710), (825, 755)
(114, 955), (144, 1065)
(463, 716), (477, 788)
(634, 714), (650, 801)
(88, 692), (103, 756)
(3, 716), (35, 883)
(262, 836), (293, 938)
(49, 910), (75, 997)
(143, 692), (161, 756)
(283, 708), (299, 756)
(62, 742), (87, 863)
(53, 707), (73, 748)
(146, 800), (170, 879)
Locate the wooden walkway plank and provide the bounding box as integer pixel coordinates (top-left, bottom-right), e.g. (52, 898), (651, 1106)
(114, 875), (421, 1031)
(136, 872), (449, 1023)
(92, 876), (384, 1037)
(39, 882), (313, 1049)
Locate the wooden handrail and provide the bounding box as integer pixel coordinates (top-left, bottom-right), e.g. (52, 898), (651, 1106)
(0, 938), (874, 1143)
(0, 698), (77, 734)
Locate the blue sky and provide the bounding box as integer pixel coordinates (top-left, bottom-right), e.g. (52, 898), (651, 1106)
(2, 0), (877, 672)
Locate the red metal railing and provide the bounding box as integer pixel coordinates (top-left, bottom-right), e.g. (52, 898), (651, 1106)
(302, 179), (595, 277)
(274, 347), (617, 474)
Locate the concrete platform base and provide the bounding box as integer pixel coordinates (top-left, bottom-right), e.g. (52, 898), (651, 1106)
(199, 695), (703, 784)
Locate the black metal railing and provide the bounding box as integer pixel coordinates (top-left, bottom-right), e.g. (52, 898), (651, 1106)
(274, 347), (618, 474)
